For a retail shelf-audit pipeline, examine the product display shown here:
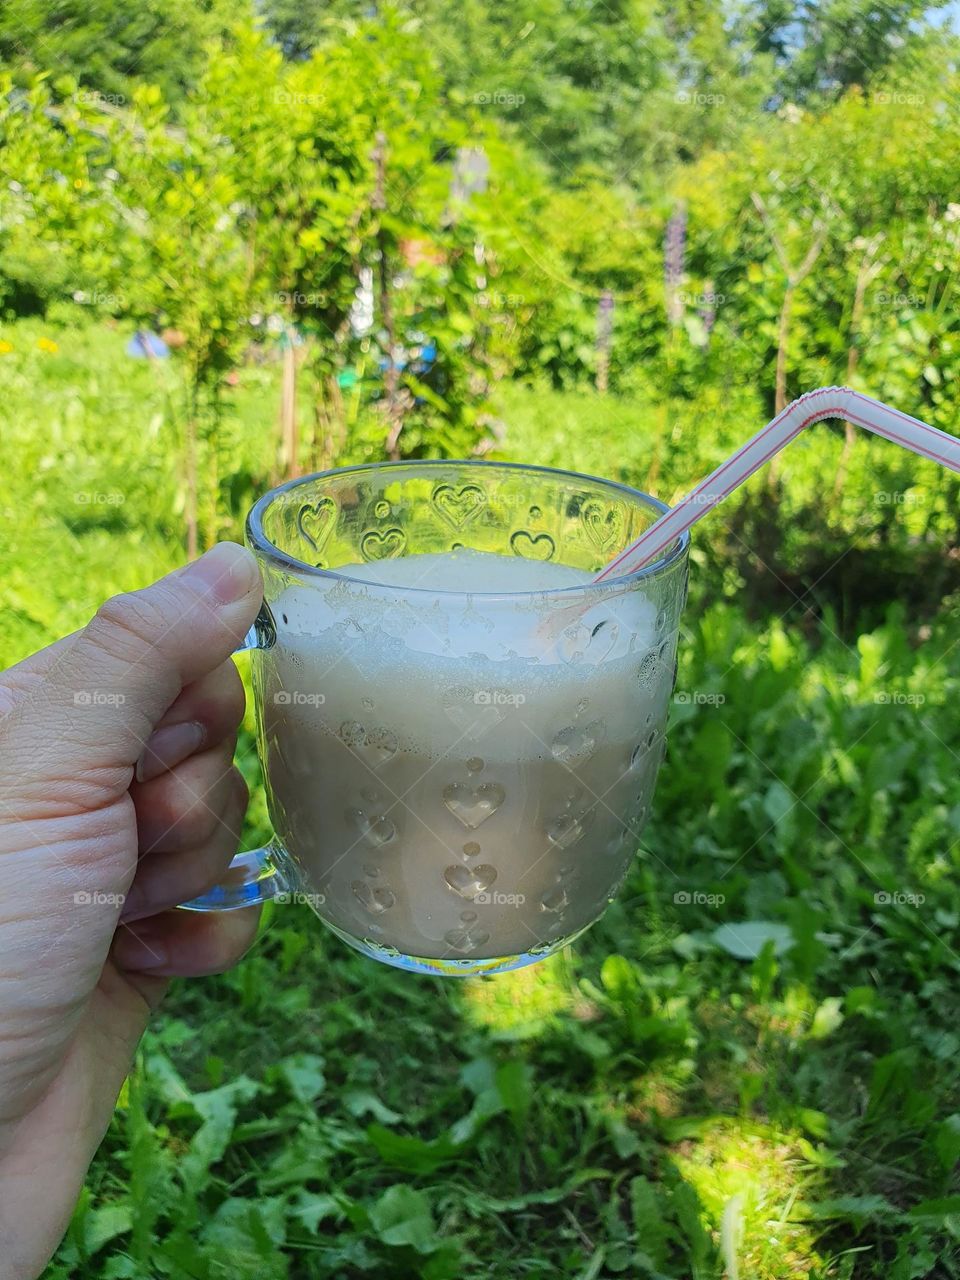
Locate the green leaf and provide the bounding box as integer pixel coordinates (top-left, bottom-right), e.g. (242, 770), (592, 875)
(103, 1259), (141, 1279)
(796, 1108), (831, 1139)
(476, 1169), (609, 1213)
(630, 1176), (668, 1267)
(857, 632), (884, 693)
(908, 1195), (960, 1221)
(201, 1198), (288, 1276)
(750, 938), (779, 1001)
(344, 1090), (402, 1124)
(668, 1179), (713, 1265)
(934, 1115), (960, 1172)
(601, 953), (638, 998)
(804, 1195), (896, 1224)
(720, 1193), (745, 1280)
(279, 1052), (326, 1104)
(180, 1077), (259, 1191)
(84, 1203), (132, 1256)
(460, 1056), (496, 1096)
(287, 1191), (342, 1232)
(711, 922), (794, 959)
(496, 1060), (533, 1129)
(762, 781), (794, 828)
(368, 1185), (437, 1253)
(867, 1049), (916, 1117)
(809, 996), (844, 1039)
(448, 1084), (506, 1145)
(367, 1124), (462, 1174)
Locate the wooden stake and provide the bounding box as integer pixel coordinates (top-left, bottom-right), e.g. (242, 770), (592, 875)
(373, 132), (403, 460)
(751, 192), (827, 486)
(835, 234), (885, 497)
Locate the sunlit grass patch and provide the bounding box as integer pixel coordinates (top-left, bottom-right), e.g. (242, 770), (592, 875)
(624, 1069), (686, 1123)
(672, 1117), (827, 1278)
(461, 951), (575, 1036)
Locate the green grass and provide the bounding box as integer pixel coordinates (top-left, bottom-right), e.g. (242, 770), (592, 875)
(2, 319), (958, 1278)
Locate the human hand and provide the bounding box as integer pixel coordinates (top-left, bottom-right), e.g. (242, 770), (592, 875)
(0, 543), (263, 1278)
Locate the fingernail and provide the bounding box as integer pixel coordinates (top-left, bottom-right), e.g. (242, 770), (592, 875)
(182, 543), (260, 606)
(136, 720), (206, 783)
(113, 924), (168, 972)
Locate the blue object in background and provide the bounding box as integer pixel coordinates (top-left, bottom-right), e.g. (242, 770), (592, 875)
(126, 330), (170, 358)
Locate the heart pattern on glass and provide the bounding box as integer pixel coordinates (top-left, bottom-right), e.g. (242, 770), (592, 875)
(360, 527), (406, 561)
(443, 863), (498, 898)
(351, 881), (396, 913)
(441, 686), (506, 738)
(579, 498), (626, 553)
(550, 719), (606, 766)
(442, 781), (505, 828)
(557, 619), (621, 666)
(346, 808), (397, 847)
(337, 722), (399, 769)
(432, 482), (485, 529)
(444, 927), (491, 950)
(297, 497), (337, 553)
(510, 530), (555, 561)
(546, 810), (595, 849)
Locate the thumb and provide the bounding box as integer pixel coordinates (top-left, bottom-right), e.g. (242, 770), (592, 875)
(5, 543), (262, 799)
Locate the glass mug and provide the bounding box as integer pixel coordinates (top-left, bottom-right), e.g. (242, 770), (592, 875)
(184, 461), (689, 976)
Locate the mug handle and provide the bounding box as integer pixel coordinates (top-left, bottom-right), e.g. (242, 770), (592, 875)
(179, 602), (294, 913)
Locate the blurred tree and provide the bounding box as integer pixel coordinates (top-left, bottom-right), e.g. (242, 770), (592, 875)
(746, 0), (948, 102)
(254, 0), (353, 60)
(0, 0), (242, 103)
(257, 0), (775, 185)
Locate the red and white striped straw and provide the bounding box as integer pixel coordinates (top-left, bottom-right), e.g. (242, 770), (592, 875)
(595, 386), (960, 582)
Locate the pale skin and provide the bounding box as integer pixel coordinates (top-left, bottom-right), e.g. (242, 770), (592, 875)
(0, 542), (264, 1279)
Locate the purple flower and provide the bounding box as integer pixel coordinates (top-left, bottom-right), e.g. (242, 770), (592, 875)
(664, 202), (687, 327)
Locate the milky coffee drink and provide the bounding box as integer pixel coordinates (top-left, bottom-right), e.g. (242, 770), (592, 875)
(257, 548), (674, 963)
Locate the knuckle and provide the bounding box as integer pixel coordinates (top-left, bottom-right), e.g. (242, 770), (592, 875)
(145, 777), (223, 850)
(189, 787), (232, 845)
(139, 746), (240, 852)
(207, 914), (260, 972)
(91, 590), (163, 659)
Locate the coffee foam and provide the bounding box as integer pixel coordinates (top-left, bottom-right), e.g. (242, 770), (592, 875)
(265, 550), (665, 764)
